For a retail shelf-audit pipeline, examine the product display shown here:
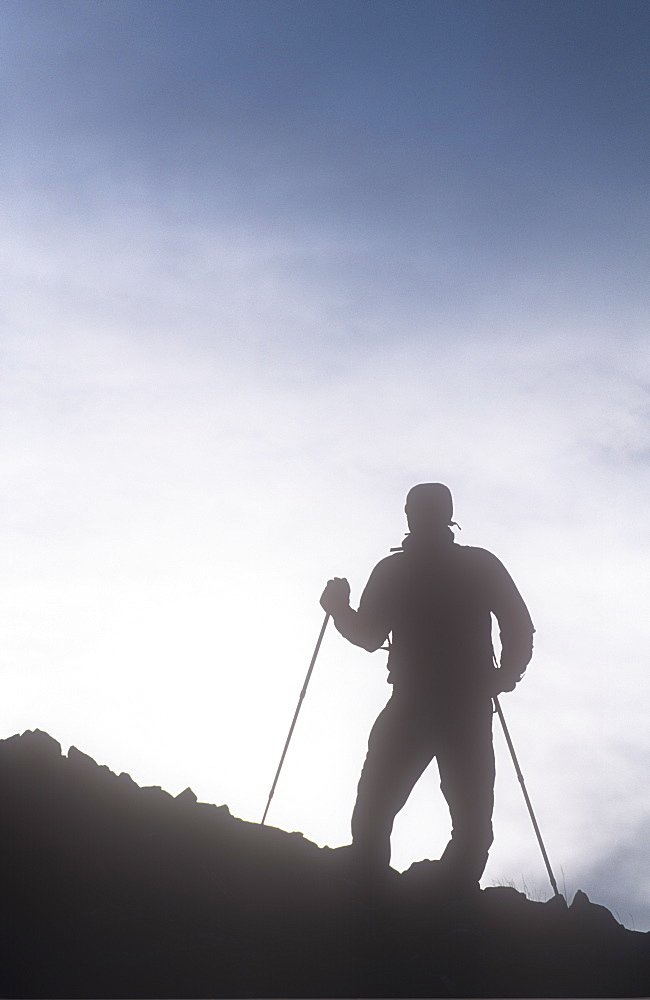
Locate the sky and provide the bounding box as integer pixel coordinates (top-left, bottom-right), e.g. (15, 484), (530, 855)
(2, 0), (648, 929)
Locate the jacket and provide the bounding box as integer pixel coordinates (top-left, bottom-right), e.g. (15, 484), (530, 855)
(335, 531), (534, 694)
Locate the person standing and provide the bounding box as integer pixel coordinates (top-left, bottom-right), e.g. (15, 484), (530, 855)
(320, 483), (534, 891)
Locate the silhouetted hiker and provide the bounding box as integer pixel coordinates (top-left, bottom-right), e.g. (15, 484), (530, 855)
(320, 483), (534, 893)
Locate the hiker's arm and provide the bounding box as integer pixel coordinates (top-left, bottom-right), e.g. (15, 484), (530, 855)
(320, 572), (390, 652)
(482, 551), (535, 690)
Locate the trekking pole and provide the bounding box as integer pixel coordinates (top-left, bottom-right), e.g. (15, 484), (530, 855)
(261, 612), (331, 825)
(493, 694), (560, 898)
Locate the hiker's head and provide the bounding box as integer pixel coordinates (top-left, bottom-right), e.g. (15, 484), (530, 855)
(405, 483), (454, 535)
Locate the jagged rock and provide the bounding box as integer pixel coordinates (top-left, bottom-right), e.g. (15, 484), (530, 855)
(140, 784), (173, 801)
(570, 887), (628, 931)
(174, 786), (198, 804)
(1, 727), (62, 759)
(67, 745), (98, 768)
(1, 728), (648, 999)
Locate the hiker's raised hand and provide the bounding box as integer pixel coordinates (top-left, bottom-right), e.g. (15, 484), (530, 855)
(320, 577), (351, 614)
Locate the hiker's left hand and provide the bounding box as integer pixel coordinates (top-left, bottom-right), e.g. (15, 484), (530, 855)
(490, 667), (521, 694)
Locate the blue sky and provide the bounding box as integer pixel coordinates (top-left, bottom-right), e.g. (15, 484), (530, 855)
(2, 1), (649, 927)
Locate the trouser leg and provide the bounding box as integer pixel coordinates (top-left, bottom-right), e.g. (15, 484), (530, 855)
(351, 692), (434, 866)
(437, 701), (495, 884)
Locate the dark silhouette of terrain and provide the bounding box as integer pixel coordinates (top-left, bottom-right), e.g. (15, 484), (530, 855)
(2, 729), (648, 998)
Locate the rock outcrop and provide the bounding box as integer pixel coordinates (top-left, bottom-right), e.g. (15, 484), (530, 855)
(2, 729), (648, 998)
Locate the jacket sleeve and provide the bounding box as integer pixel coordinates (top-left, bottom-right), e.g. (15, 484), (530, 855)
(331, 558), (393, 652)
(480, 550), (535, 675)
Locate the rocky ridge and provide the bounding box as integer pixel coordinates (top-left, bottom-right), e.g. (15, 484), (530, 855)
(2, 729), (648, 998)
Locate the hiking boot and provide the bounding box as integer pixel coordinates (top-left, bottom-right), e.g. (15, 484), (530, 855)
(401, 859), (480, 901)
